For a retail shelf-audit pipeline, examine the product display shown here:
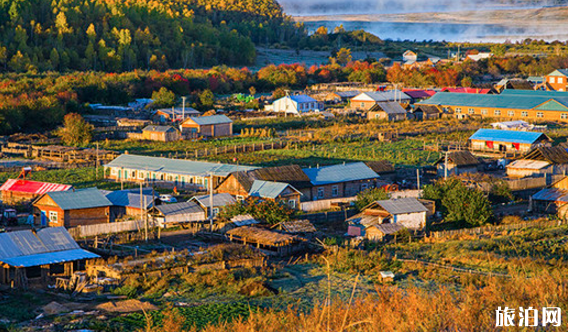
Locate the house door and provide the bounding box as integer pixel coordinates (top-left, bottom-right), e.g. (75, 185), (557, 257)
(40, 211), (47, 227)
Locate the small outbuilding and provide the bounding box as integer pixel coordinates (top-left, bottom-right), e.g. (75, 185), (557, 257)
(434, 151), (481, 177)
(149, 201), (206, 227)
(141, 125), (180, 142)
(225, 226), (303, 256)
(181, 115), (233, 138)
(506, 145), (568, 178)
(368, 102), (407, 121)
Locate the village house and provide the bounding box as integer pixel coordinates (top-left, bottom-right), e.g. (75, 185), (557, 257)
(271, 95), (322, 114)
(469, 129), (551, 154)
(417, 90), (568, 122)
(33, 188), (113, 228)
(189, 193), (236, 218)
(302, 162), (381, 200)
(494, 78), (535, 93)
(0, 179), (72, 205)
(402, 50), (417, 63)
(104, 188), (156, 221)
(434, 151), (481, 177)
(148, 201), (206, 227)
(368, 102), (407, 121)
(532, 176), (568, 218)
(0, 227), (99, 288)
(412, 105), (442, 120)
(544, 69), (568, 91)
(506, 145), (568, 178)
(180, 115), (233, 138)
(324, 91), (360, 104)
(248, 180), (302, 209)
(152, 107), (200, 123)
(104, 154), (257, 190)
(350, 91), (411, 111)
(347, 197), (431, 235)
(141, 125), (181, 142)
(215, 165), (313, 201)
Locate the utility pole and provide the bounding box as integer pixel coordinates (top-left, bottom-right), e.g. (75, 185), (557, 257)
(416, 168), (420, 190)
(181, 96), (186, 122)
(444, 151), (449, 179)
(140, 182), (147, 242)
(209, 172), (214, 229)
(95, 142), (99, 180)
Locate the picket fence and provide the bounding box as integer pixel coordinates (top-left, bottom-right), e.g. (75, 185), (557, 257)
(68, 219), (152, 238)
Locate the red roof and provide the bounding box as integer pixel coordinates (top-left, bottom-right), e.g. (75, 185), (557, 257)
(402, 89), (437, 99)
(441, 87), (491, 94)
(0, 179), (72, 195)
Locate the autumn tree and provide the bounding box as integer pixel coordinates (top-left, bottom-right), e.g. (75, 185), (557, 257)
(355, 188), (389, 211)
(334, 48), (352, 65)
(199, 89), (215, 109)
(151, 88), (176, 108)
(56, 113), (93, 146)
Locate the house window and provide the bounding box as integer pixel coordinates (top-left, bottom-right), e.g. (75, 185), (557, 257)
(468, 108), (474, 114)
(317, 187), (325, 199)
(49, 211), (58, 223)
(481, 109), (487, 115)
(508, 111), (515, 117)
(361, 183), (368, 191)
(375, 114), (380, 119)
(236, 195), (245, 201)
(212, 208), (220, 216)
(455, 107), (462, 114)
(288, 200), (296, 209)
(131, 171), (136, 178)
(550, 77), (556, 83)
(560, 77), (564, 83)
(521, 111), (528, 117)
(537, 112), (544, 118)
(360, 102), (365, 108)
(562, 113), (568, 119)
(494, 110), (501, 116)
(331, 185), (339, 197)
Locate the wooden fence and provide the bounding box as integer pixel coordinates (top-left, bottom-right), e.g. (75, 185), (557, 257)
(430, 218), (567, 239)
(300, 197), (357, 212)
(505, 174), (564, 192)
(68, 219), (153, 239)
(159, 141), (289, 159)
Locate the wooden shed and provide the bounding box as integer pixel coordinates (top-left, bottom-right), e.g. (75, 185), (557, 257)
(181, 115), (233, 138)
(368, 102), (407, 122)
(506, 145), (568, 178)
(141, 125), (180, 142)
(435, 151), (481, 177)
(225, 226), (303, 256)
(149, 201), (206, 227)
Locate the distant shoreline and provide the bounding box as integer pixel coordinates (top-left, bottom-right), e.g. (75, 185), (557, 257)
(293, 6), (568, 28)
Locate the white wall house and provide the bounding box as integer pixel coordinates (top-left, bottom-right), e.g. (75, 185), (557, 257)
(272, 95), (322, 114)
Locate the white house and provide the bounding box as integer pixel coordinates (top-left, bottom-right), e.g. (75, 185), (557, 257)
(272, 95), (322, 114)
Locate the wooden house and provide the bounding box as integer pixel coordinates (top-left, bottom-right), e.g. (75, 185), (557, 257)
(33, 188), (113, 228)
(104, 154), (257, 190)
(148, 201), (206, 227)
(271, 95), (322, 114)
(225, 226), (304, 256)
(469, 129), (551, 154)
(532, 176), (568, 218)
(364, 160), (396, 182)
(104, 189), (155, 220)
(412, 105), (442, 120)
(0, 227), (99, 289)
(248, 180), (302, 209)
(434, 151), (481, 177)
(215, 165), (312, 201)
(368, 102), (407, 121)
(350, 91), (411, 111)
(0, 179), (71, 205)
(302, 162), (381, 200)
(544, 69), (568, 91)
(180, 115), (233, 138)
(506, 146), (568, 178)
(190, 193), (237, 218)
(364, 223), (406, 242)
(141, 125), (180, 142)
(347, 198), (431, 232)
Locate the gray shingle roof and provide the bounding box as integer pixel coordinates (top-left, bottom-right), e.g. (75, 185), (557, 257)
(354, 91), (411, 102)
(105, 154), (257, 177)
(188, 115), (232, 125)
(47, 188), (112, 210)
(370, 102), (407, 114)
(376, 198), (428, 215)
(155, 201), (204, 216)
(143, 125), (177, 133)
(303, 162), (379, 186)
(191, 193), (236, 208)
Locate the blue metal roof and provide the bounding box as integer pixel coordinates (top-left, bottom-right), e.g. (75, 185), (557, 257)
(105, 190), (155, 209)
(469, 129), (548, 144)
(248, 180), (296, 199)
(47, 188), (112, 210)
(188, 115), (232, 125)
(289, 95), (317, 103)
(1, 249), (100, 268)
(303, 162), (379, 186)
(105, 154), (257, 177)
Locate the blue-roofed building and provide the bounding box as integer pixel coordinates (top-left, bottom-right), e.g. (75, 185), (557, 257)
(417, 91), (568, 122)
(104, 154), (258, 190)
(272, 95), (323, 114)
(303, 162), (382, 200)
(469, 129), (551, 154)
(248, 180), (302, 209)
(105, 189), (156, 219)
(33, 188), (114, 227)
(0, 227), (99, 288)
(181, 114), (233, 138)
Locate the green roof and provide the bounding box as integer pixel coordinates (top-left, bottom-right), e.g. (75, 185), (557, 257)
(47, 188), (111, 210)
(534, 100), (568, 111)
(500, 90), (568, 98)
(418, 92), (568, 111)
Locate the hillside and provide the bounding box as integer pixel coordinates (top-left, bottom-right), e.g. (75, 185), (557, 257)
(0, 0), (302, 71)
